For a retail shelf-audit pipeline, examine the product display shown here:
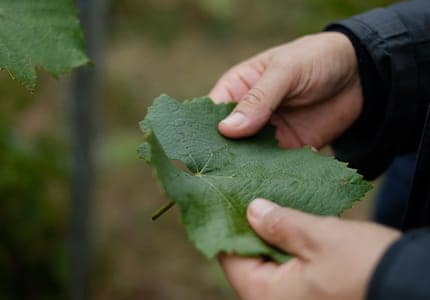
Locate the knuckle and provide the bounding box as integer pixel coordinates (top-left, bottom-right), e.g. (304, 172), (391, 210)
(222, 64), (247, 84)
(249, 60), (266, 75)
(264, 209), (287, 240)
(243, 87), (265, 106)
(219, 67), (240, 86)
(239, 87), (274, 116)
(220, 73), (237, 88)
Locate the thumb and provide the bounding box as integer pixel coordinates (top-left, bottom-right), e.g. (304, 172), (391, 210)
(247, 198), (321, 259)
(218, 65), (291, 138)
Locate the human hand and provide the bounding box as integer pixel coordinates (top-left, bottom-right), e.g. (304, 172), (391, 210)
(219, 199), (401, 300)
(210, 32), (362, 149)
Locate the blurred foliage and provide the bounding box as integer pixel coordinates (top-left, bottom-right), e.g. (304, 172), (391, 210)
(0, 119), (68, 299)
(109, 0), (396, 44)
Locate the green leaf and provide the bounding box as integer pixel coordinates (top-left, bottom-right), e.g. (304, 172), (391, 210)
(0, 0), (89, 90)
(140, 94), (371, 262)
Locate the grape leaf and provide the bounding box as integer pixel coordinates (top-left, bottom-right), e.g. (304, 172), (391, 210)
(139, 94), (371, 262)
(0, 0), (89, 90)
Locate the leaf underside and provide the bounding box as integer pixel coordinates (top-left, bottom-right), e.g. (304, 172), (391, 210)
(0, 0), (89, 90)
(139, 94), (372, 262)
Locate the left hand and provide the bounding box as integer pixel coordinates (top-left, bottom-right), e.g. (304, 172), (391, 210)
(209, 33), (362, 149)
(219, 198), (401, 300)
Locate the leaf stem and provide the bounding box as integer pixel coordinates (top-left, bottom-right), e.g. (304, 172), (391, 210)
(151, 201), (175, 220)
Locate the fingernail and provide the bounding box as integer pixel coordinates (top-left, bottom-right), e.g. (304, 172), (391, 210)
(221, 112), (246, 128)
(248, 198), (278, 220)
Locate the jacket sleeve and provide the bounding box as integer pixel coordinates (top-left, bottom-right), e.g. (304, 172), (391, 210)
(367, 229), (430, 300)
(326, 0), (430, 180)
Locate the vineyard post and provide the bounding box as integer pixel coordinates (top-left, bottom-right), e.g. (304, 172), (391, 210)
(67, 0), (107, 299)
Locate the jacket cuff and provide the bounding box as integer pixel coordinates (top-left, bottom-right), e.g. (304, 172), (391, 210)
(325, 7), (421, 179)
(367, 229), (430, 300)
(325, 24), (387, 180)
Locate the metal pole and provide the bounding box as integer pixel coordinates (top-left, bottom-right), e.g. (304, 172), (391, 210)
(68, 0), (106, 299)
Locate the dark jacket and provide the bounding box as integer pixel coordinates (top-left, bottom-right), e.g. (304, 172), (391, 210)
(326, 0), (430, 299)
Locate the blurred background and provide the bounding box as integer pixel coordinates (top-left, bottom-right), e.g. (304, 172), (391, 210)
(0, 0), (397, 299)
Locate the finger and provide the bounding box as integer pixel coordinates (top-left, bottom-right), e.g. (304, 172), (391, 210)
(218, 63), (292, 138)
(273, 82), (362, 149)
(247, 198), (321, 258)
(219, 254), (277, 298)
(270, 112), (305, 149)
(209, 61), (264, 104)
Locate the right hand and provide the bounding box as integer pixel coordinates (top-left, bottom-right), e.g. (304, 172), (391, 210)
(210, 32), (363, 149)
(219, 199), (401, 300)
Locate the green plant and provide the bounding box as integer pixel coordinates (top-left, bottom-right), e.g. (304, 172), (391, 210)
(0, 0), (88, 89)
(0, 121), (68, 299)
(140, 95), (371, 261)
(0, 0), (88, 298)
